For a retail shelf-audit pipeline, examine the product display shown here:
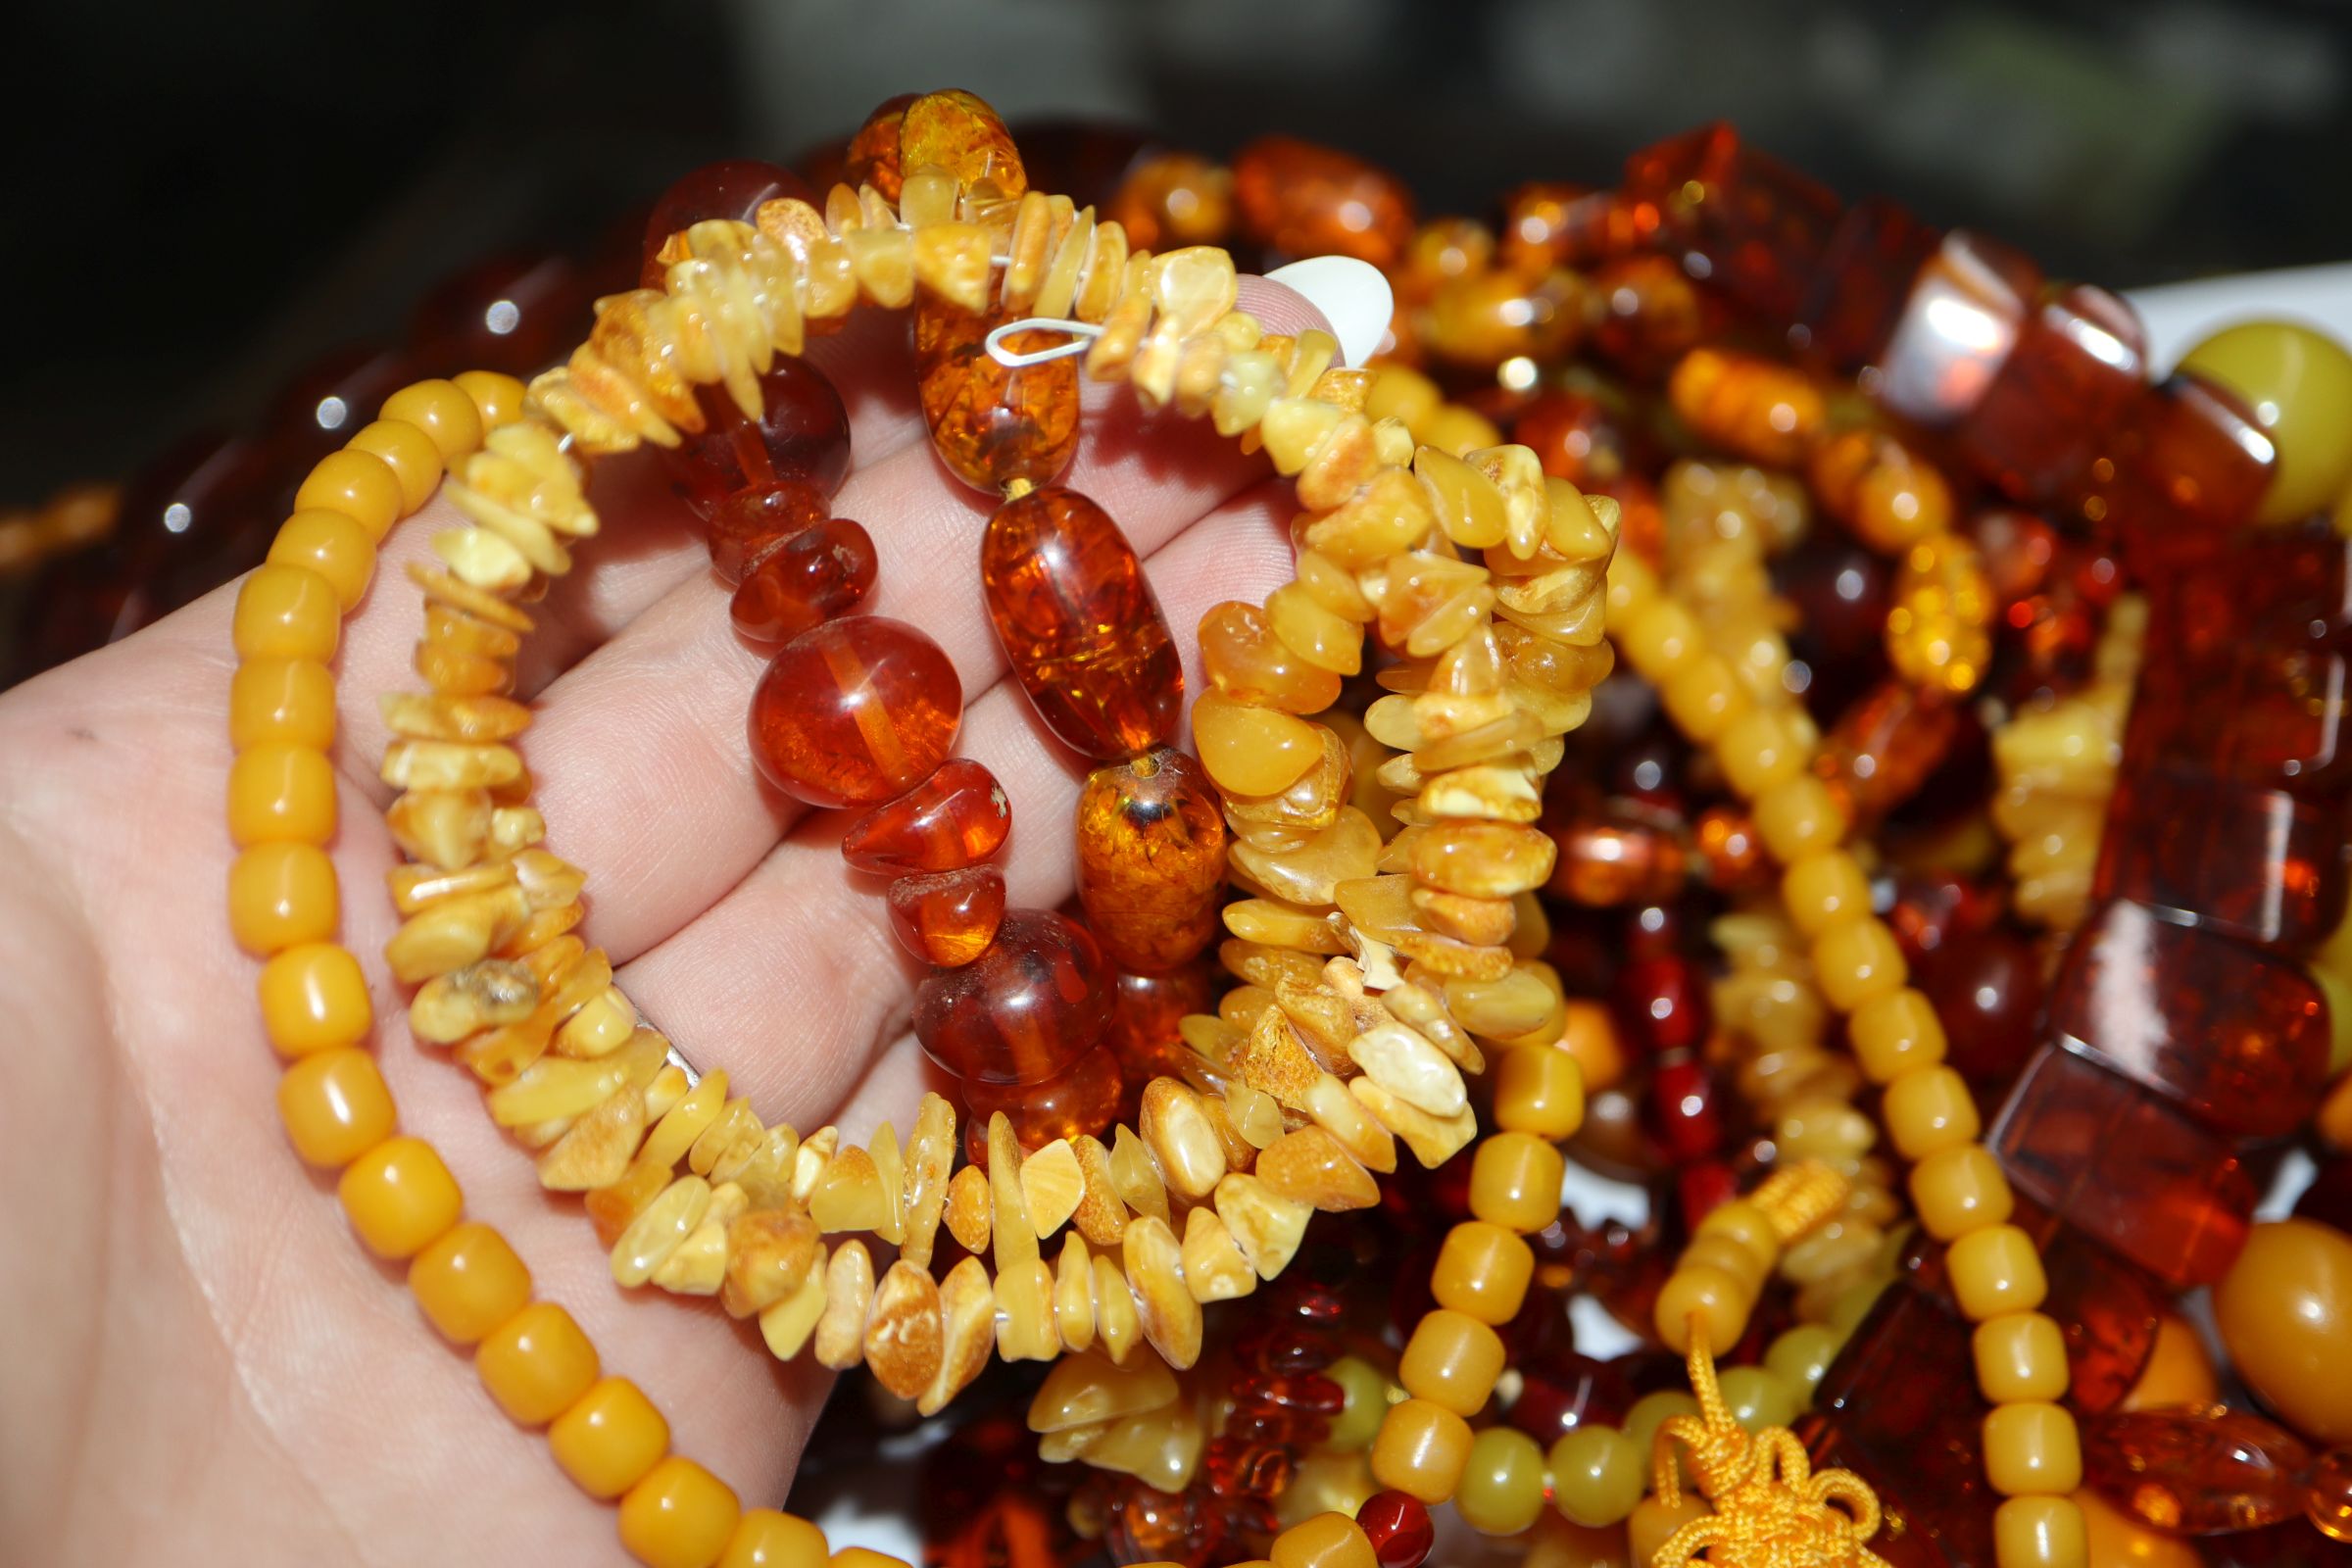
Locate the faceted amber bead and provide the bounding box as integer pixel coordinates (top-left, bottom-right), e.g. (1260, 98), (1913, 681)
(1795, 197), (1939, 371)
(705, 481), (828, 585)
(1956, 285), (2147, 506)
(338, 1136), (463, 1260)
(982, 487), (1181, 760)
(840, 759), (1010, 874)
(899, 88), (1027, 197)
(886, 866), (1005, 967)
(409, 1222), (532, 1346)
(2213, 1219), (2352, 1445)
(916, 296), (1080, 493)
(2096, 770), (2351, 955)
(1876, 229), (2041, 428)
(1200, 601), (1345, 715)
(912, 908), (1110, 1085)
(550, 1376), (670, 1501)
(1232, 135), (1416, 268)
(1074, 748), (1225, 974)
(662, 358), (852, 514)
(477, 1300), (600, 1427)
(1623, 122), (1842, 324)
(277, 1049), (396, 1168)
(619, 1455), (743, 1568)
(748, 618), (961, 808)
(2082, 1405), (2312, 1534)
(2179, 320), (2352, 526)
(961, 1042), (1123, 1152)
(730, 516), (878, 644)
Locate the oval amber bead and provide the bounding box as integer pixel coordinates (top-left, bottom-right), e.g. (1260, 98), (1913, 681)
(2213, 1219), (2352, 1444)
(661, 357), (851, 514)
(982, 487), (1182, 760)
(705, 480), (827, 585)
(641, 158), (811, 284)
(961, 1042), (1125, 1153)
(916, 297), (1080, 493)
(748, 618), (961, 808)
(1075, 748), (1226, 974)
(729, 515), (878, 644)
(1200, 600), (1345, 715)
(2082, 1404), (2312, 1534)
(1231, 134), (1416, 268)
(912, 908), (1112, 1085)
(899, 88), (1027, 197)
(886, 866), (1006, 968)
(839, 759), (1010, 874)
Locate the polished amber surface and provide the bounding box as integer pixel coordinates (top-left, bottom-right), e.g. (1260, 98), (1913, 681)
(2179, 319), (2352, 525)
(748, 617), (961, 808)
(839, 758), (1010, 874)
(662, 357), (852, 514)
(1623, 122), (1842, 324)
(1231, 135), (1417, 269)
(899, 88), (1027, 198)
(2082, 1405), (2312, 1534)
(1957, 285), (2146, 506)
(2213, 1219), (2352, 1445)
(842, 93), (914, 198)
(641, 159), (811, 284)
(409, 1222), (532, 1347)
(730, 516), (878, 644)
(2096, 769), (2349, 954)
(912, 908), (1111, 1085)
(1105, 153), (1235, 253)
(982, 487), (1182, 760)
(916, 297), (1080, 493)
(1074, 748), (1226, 975)
(886, 866), (1005, 967)
(960, 1042), (1123, 1152)
(1796, 197), (1939, 370)
(1200, 601), (1346, 715)
(705, 481), (828, 585)
(1876, 229), (2040, 428)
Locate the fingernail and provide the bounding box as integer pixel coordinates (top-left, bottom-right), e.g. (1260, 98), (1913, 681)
(1265, 257), (1394, 368)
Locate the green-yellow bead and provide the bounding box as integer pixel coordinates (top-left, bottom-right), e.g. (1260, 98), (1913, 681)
(1323, 1354), (1391, 1454)
(1455, 1425), (1548, 1536)
(1764, 1323), (1840, 1404)
(2179, 319), (2352, 526)
(1625, 1389), (1699, 1489)
(1715, 1364), (1799, 1434)
(1547, 1425), (1645, 1528)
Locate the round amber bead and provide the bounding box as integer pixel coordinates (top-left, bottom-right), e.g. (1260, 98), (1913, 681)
(229, 842), (338, 956)
(911, 908), (1110, 1085)
(839, 759), (1010, 874)
(409, 1222), (532, 1346)
(1783, 850), (1871, 939)
(346, 418), (444, 513)
(1974, 1311), (2070, 1404)
(1715, 708), (1807, 800)
(959, 1042), (1124, 1152)
(1883, 1063), (1980, 1159)
(1075, 748), (1225, 974)
(1467, 1133), (1564, 1234)
(1431, 1220), (1535, 1327)
(1948, 1223), (2049, 1321)
(983, 487), (1181, 760)
(916, 298), (1079, 492)
(381, 377), (487, 461)
(2213, 1218), (2352, 1444)
(1810, 916), (1908, 1013)
(662, 358), (851, 513)
(1910, 1143), (2015, 1241)
(1549, 1424), (1645, 1528)
(276, 1048), (395, 1168)
(1983, 1401), (2082, 1496)
(1455, 1426), (1548, 1536)
(549, 1376), (670, 1500)
(233, 563), (341, 664)
(716, 1511), (829, 1568)
(453, 370), (527, 432)
(476, 1299), (600, 1427)
(1654, 1264), (1751, 1356)
(1270, 1510), (1378, 1568)
(267, 509), (376, 611)
(1848, 987), (1948, 1084)
(1369, 1398), (1472, 1505)
(230, 658), (337, 752)
(885, 866), (1006, 967)
(641, 158), (811, 283)
(620, 1455), (743, 1568)
(258, 941), (372, 1057)
(1629, 1495), (1713, 1567)
(1104, 153), (1235, 254)
(226, 742), (337, 848)
(1992, 1496), (2087, 1568)
(1492, 1045), (1585, 1141)
(705, 481), (828, 586)
(748, 618), (961, 808)
(338, 1135), (463, 1260)
(729, 515), (878, 644)
(1399, 1308), (1506, 1418)
(294, 449), (404, 542)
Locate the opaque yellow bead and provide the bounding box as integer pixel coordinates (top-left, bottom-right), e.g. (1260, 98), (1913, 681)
(1993, 1495), (2087, 1568)
(1654, 1263), (1750, 1355)
(1456, 1425), (1548, 1536)
(620, 1455), (743, 1568)
(1847, 987), (1948, 1085)
(1810, 916), (1908, 1012)
(346, 418), (444, 514)
(1693, 1199), (1781, 1273)
(1192, 694), (1323, 797)
(717, 1510), (829, 1568)
(1783, 850), (1871, 938)
(1628, 1494), (1711, 1567)
(452, 369), (527, 433)
(1270, 1511), (1377, 1568)
(476, 1299), (600, 1426)
(1716, 708), (1806, 799)
(1984, 1401), (2082, 1496)
(257, 941), (372, 1056)
(1468, 1132), (1564, 1233)
(1883, 1063), (1981, 1160)
(2120, 1315), (2219, 1412)
(275, 1048), (395, 1167)
(1399, 1306), (1506, 1416)
(226, 742), (338, 848)
(1617, 598), (1703, 681)
(1949, 1223), (2048, 1321)
(550, 1376), (670, 1500)
(229, 657), (337, 752)
(1369, 1397), (1472, 1504)
(267, 509), (377, 611)
(1683, 1234), (1769, 1294)
(228, 842), (338, 956)
(1752, 775), (1848, 864)
(337, 1135), (463, 1259)
(1266, 581), (1363, 675)
(1431, 1220), (1535, 1326)
(2179, 320), (2352, 526)
(1492, 1045), (1585, 1140)
(1911, 1143), (2014, 1241)
(1765, 1323), (1840, 1400)
(1974, 1311), (2071, 1403)
(1547, 1423), (1645, 1527)
(2077, 1487), (2198, 1567)
(409, 1222), (533, 1345)
(233, 563), (341, 663)
(294, 448), (404, 542)
(382, 377), (486, 462)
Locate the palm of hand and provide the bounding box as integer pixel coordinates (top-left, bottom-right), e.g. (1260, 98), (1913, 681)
(0, 281), (1326, 1565)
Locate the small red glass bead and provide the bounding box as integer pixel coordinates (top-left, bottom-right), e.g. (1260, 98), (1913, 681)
(705, 480), (828, 585)
(729, 515), (878, 644)
(886, 866), (1006, 968)
(662, 357), (852, 514)
(839, 759), (1011, 875)
(641, 159), (812, 285)
(749, 617), (961, 808)
(1913, 925), (2042, 1087)
(912, 908), (1111, 1086)
(1357, 1491), (1435, 1568)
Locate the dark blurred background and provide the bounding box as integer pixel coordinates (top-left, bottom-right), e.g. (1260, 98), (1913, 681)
(7, 0), (2350, 511)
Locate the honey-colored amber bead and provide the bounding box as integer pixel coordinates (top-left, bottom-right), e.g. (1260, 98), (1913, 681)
(1654, 1264), (1751, 1356)
(1992, 1495), (2087, 1568)
(2179, 320), (2352, 525)
(1232, 135), (1415, 268)
(1557, 1000), (1627, 1093)
(229, 841), (338, 956)
(1199, 601), (1345, 715)
(899, 88), (1026, 196)
(1949, 1223), (2048, 1321)
(1848, 986), (1947, 1084)
(409, 1221), (532, 1346)
(233, 563), (341, 664)
(1783, 850), (1871, 939)
(748, 618), (961, 808)
(276, 1048), (395, 1168)
(1715, 708), (1807, 799)
(1432, 1220), (1535, 1326)
(294, 448), (405, 542)
(1413, 822), (1557, 900)
(1369, 1397), (1473, 1505)
(549, 1376), (670, 1500)
(1886, 532), (1994, 696)
(1668, 348), (1824, 467)
(452, 369), (526, 433)
(266, 508), (376, 611)
(476, 1299), (600, 1427)
(885, 867), (1004, 967)
(1399, 1307), (1506, 1416)
(839, 759), (1011, 874)
(227, 742), (338, 848)
(338, 1135), (463, 1259)
(1193, 693), (1323, 797)
(1751, 776), (1847, 865)
(2213, 1218), (2352, 1444)
(258, 941), (372, 1057)
(382, 377), (487, 462)
(1270, 1511), (1378, 1568)
(1810, 916), (1908, 1013)
(346, 418), (445, 514)
(716, 1511), (828, 1568)
(1616, 598), (1703, 682)
(1456, 1426), (1549, 1537)
(1492, 1045), (1585, 1141)
(1984, 1402), (2082, 1496)
(1974, 1311), (2070, 1404)
(1468, 1132), (1564, 1234)
(916, 297), (1077, 492)
(1075, 748), (1226, 973)
(230, 658), (337, 752)
(1910, 1143), (2015, 1241)
(621, 1455), (743, 1568)
(1883, 1063), (1980, 1160)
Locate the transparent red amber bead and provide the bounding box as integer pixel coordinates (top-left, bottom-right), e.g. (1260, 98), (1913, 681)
(2083, 1405), (2314, 1535)
(1357, 1492), (1435, 1568)
(1230, 134), (1417, 268)
(839, 758), (1010, 875)
(916, 298), (1081, 493)
(1074, 748), (1226, 974)
(1793, 196), (1939, 370)
(1623, 122), (1843, 325)
(886, 866), (1006, 968)
(1588, 254), (1721, 381)
(1874, 229), (2041, 428)
(749, 617), (961, 808)
(2096, 769), (2352, 954)
(1504, 1350), (1633, 1445)
(1105, 963), (1213, 1090)
(2047, 900), (2329, 1138)
(662, 357), (852, 514)
(1510, 389), (1630, 487)
(2079, 372), (2278, 577)
(705, 481), (828, 585)
(1914, 925), (2043, 1087)
(981, 487), (1181, 760)
(1546, 802), (1689, 906)
(1814, 678), (1959, 825)
(1989, 1044), (2255, 1288)
(1955, 284), (2148, 506)
(729, 515), (878, 644)
(2127, 640), (2351, 798)
(911, 908), (1111, 1085)
(841, 93), (915, 199)
(641, 159), (812, 286)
